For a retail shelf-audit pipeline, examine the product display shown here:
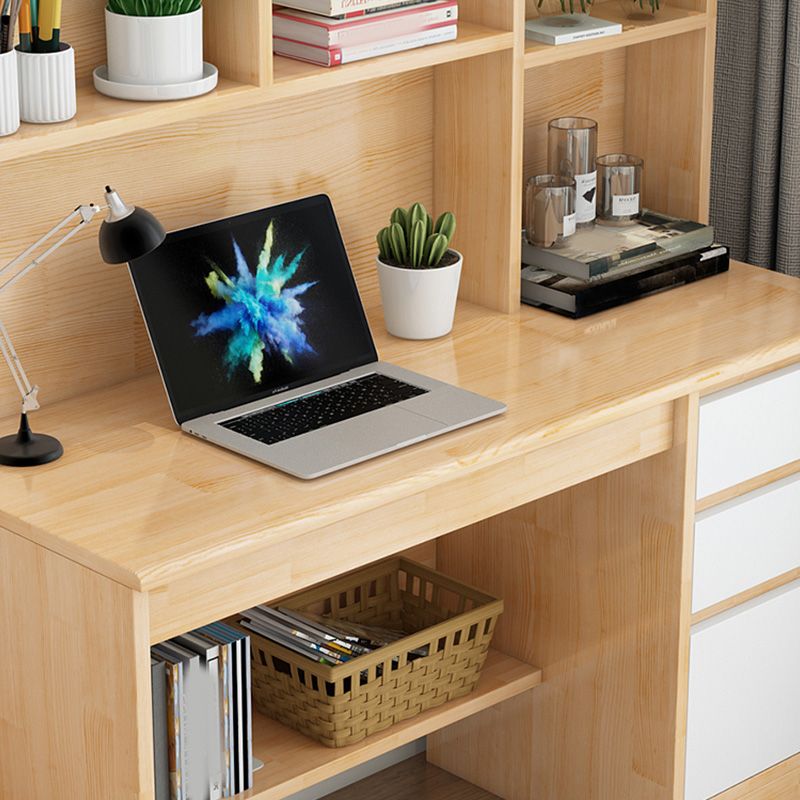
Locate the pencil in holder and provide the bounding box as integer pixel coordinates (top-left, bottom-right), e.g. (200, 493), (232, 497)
(0, 49), (20, 136)
(17, 43), (77, 124)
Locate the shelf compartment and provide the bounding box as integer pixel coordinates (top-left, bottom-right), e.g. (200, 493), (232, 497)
(324, 753), (499, 799)
(246, 649), (541, 800)
(0, 22), (511, 167)
(271, 22), (513, 98)
(0, 79), (265, 166)
(524, 6), (708, 69)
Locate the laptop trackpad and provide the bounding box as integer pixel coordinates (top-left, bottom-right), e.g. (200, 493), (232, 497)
(266, 407), (444, 478)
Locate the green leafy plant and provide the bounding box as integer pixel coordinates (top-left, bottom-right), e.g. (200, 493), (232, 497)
(538, 0), (660, 13)
(377, 203), (456, 269)
(107, 0), (202, 16)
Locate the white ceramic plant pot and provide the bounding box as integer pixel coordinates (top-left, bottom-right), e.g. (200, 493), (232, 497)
(0, 50), (20, 136)
(106, 7), (204, 86)
(17, 44), (76, 124)
(377, 251), (462, 340)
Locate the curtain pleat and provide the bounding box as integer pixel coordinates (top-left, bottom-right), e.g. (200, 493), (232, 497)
(710, 0), (800, 277)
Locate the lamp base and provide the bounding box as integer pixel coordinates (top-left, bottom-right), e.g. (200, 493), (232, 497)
(0, 414), (63, 467)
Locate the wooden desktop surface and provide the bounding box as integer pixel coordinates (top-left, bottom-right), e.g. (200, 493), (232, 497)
(0, 263), (798, 623)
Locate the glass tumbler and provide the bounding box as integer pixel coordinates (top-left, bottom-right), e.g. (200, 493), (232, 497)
(525, 174), (577, 249)
(596, 153), (644, 225)
(547, 117), (598, 227)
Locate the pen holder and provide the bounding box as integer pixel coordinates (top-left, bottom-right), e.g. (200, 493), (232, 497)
(17, 43), (77, 124)
(0, 49), (20, 136)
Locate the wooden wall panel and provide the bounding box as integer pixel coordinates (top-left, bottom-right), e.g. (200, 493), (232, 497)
(0, 527), (153, 800)
(0, 71), (433, 414)
(624, 30), (710, 220)
(523, 50), (627, 192)
(59, 1), (106, 83)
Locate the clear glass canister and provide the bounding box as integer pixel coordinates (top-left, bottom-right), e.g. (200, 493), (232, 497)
(525, 174), (577, 249)
(547, 117), (598, 227)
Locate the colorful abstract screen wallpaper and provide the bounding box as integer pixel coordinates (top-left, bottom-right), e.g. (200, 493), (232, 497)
(130, 196), (376, 423)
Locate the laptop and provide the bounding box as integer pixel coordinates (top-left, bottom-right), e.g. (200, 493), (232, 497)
(128, 194), (505, 479)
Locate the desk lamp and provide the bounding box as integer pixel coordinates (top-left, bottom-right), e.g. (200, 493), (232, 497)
(0, 187), (165, 467)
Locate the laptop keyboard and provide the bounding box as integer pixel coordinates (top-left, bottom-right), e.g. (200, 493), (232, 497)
(220, 373), (429, 446)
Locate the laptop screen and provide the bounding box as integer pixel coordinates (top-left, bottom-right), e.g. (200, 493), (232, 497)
(129, 195), (377, 424)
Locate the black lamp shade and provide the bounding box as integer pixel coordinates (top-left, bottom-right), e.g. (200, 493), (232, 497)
(98, 206), (166, 265)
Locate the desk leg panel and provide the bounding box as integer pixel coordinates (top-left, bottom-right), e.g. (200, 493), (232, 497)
(0, 526), (153, 800)
(430, 397), (699, 800)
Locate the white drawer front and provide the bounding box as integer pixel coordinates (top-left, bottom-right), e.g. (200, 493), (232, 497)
(697, 363), (800, 499)
(685, 580), (800, 800)
(692, 474), (800, 613)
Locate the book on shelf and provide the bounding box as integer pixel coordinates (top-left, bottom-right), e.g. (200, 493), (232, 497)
(274, 20), (457, 66)
(521, 244), (730, 318)
(521, 210), (715, 281)
(151, 658), (171, 800)
(151, 623), (252, 800)
(273, 0), (458, 49)
(274, 0), (435, 17)
(525, 14), (622, 46)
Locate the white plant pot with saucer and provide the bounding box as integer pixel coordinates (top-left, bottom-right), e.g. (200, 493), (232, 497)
(95, 7), (218, 101)
(376, 250), (462, 340)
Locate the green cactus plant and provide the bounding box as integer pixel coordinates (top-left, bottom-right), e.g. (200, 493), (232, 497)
(107, 0), (202, 17)
(378, 203), (456, 269)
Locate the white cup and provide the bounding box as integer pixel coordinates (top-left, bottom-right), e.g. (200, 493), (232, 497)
(105, 7), (204, 86)
(17, 43), (77, 124)
(0, 49), (20, 136)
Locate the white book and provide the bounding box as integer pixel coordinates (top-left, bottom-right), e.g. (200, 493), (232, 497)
(274, 22), (457, 66)
(525, 14), (622, 45)
(273, 1), (457, 48)
(274, 0), (429, 16)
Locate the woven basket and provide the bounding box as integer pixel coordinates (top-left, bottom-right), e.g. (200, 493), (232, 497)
(241, 557), (503, 748)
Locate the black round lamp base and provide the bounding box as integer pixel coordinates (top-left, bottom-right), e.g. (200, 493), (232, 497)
(0, 414), (63, 467)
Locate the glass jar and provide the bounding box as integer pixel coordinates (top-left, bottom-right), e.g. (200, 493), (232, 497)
(596, 153), (644, 225)
(525, 174), (577, 249)
(547, 117), (598, 227)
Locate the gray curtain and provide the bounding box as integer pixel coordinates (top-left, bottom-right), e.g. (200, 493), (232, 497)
(710, 1), (800, 277)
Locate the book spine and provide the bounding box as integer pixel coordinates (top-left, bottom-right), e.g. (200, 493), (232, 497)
(243, 636), (253, 792)
(207, 655), (223, 800)
(275, 23), (457, 67)
(275, 4), (458, 48)
(305, 0), (429, 15)
(151, 660), (171, 800)
(171, 662), (184, 800)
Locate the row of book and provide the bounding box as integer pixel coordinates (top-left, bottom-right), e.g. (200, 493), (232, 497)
(521, 211), (730, 318)
(273, 0), (458, 68)
(151, 623), (253, 800)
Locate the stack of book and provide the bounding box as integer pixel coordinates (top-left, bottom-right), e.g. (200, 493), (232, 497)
(151, 623), (253, 800)
(521, 210), (730, 318)
(272, 0), (458, 68)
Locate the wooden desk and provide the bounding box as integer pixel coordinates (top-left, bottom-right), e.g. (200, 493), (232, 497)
(2, 263), (800, 800)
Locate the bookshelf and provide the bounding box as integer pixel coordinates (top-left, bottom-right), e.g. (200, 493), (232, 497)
(248, 650), (541, 799)
(0, 1), (724, 799)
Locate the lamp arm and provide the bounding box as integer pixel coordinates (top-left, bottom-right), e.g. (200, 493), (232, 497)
(0, 204), (102, 414)
(0, 321), (38, 413)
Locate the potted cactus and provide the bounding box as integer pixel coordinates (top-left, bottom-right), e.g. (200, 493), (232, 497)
(376, 203), (461, 340)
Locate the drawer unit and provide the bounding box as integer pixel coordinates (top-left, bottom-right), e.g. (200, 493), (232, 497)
(692, 474), (800, 613)
(685, 580), (800, 800)
(696, 363), (800, 499)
